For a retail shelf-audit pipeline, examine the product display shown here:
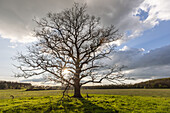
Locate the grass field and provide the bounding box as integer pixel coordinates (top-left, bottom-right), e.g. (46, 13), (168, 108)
(0, 89), (170, 112)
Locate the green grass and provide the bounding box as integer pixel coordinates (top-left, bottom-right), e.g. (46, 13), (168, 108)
(0, 89), (170, 113)
(0, 89), (63, 100)
(82, 89), (170, 97)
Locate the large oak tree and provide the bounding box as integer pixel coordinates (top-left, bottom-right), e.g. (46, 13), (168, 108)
(15, 3), (124, 98)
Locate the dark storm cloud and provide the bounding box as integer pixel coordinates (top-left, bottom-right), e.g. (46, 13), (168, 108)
(0, 0), (74, 42)
(131, 45), (170, 68)
(86, 0), (144, 32)
(0, 0), (145, 42)
(108, 45), (170, 79)
(127, 65), (170, 79)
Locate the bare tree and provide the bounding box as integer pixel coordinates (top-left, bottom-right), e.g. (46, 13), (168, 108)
(15, 3), (124, 98)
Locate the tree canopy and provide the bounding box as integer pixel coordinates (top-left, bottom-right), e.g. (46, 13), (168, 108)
(15, 3), (124, 98)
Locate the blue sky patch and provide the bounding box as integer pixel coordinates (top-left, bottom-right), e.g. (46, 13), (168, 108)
(136, 8), (149, 21)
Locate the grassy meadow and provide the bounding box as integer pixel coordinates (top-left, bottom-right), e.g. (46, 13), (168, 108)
(0, 89), (170, 112)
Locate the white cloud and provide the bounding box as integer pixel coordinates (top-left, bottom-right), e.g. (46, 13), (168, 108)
(119, 45), (130, 51)
(142, 0), (170, 21)
(139, 48), (145, 52)
(138, 0), (170, 30)
(8, 44), (18, 49)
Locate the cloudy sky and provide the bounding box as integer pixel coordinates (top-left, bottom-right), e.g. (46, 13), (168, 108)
(0, 0), (170, 85)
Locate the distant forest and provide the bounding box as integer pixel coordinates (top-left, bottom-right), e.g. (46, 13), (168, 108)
(83, 78), (170, 89)
(0, 81), (32, 89)
(0, 78), (170, 90)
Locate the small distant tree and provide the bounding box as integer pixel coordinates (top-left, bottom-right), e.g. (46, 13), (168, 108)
(15, 3), (124, 98)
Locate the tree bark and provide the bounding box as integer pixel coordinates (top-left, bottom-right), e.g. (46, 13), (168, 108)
(73, 81), (82, 98)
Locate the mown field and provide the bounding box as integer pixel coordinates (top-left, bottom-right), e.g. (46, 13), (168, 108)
(0, 89), (170, 113)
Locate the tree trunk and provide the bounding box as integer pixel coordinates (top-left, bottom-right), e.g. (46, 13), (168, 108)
(73, 81), (82, 98)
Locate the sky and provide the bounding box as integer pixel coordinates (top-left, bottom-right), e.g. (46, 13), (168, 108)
(0, 0), (170, 85)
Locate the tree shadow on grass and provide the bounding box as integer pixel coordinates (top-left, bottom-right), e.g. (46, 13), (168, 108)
(78, 97), (118, 113)
(59, 97), (118, 113)
(1, 96), (118, 113)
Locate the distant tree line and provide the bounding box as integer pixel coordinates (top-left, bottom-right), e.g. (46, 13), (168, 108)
(0, 80), (70, 90)
(25, 86), (61, 91)
(83, 78), (170, 89)
(1, 78), (169, 90)
(0, 81), (60, 90)
(0, 81), (32, 89)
